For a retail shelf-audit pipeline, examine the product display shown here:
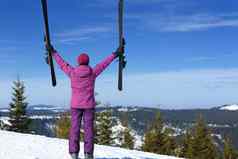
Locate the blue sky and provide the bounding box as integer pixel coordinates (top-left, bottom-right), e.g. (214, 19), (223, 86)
(1, 0), (238, 109)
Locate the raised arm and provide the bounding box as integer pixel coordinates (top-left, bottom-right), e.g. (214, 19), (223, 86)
(52, 51), (74, 77)
(93, 53), (117, 77)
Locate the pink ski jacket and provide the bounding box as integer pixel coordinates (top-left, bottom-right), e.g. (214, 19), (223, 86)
(53, 52), (116, 109)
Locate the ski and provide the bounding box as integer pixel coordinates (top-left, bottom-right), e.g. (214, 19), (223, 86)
(118, 0), (126, 91)
(40, 0), (57, 87)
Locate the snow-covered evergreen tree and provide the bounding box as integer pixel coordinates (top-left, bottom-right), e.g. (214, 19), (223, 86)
(8, 78), (31, 133)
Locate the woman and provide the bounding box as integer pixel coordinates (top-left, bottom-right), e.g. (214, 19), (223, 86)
(46, 44), (122, 159)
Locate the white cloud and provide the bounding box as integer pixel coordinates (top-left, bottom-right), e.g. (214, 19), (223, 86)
(2, 68), (238, 109)
(129, 12), (238, 32)
(55, 26), (113, 44)
(98, 68), (238, 108)
(184, 52), (236, 62)
(92, 0), (175, 5)
(133, 0), (174, 3)
(58, 37), (91, 45)
(0, 77), (71, 108)
(184, 56), (217, 62)
(159, 18), (238, 32)
(56, 26), (112, 38)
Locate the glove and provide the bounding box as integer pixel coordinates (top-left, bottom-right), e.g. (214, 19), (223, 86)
(114, 38), (126, 57)
(44, 44), (56, 65)
(44, 35), (56, 53)
(114, 46), (124, 58)
(45, 43), (56, 53)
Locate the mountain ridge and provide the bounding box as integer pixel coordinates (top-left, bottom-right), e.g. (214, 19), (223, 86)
(1, 104), (238, 149)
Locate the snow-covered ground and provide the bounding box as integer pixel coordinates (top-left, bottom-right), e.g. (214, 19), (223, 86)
(220, 104), (238, 111)
(112, 119), (143, 149)
(0, 116), (11, 125)
(117, 107), (139, 112)
(0, 115), (58, 121)
(208, 123), (230, 128)
(0, 130), (183, 159)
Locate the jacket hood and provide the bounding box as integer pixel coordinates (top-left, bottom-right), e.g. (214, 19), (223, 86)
(75, 65), (92, 78)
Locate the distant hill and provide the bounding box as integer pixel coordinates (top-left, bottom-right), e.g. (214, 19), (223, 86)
(1, 104), (238, 150)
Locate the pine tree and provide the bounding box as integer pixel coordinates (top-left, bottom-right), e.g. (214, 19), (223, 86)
(223, 136), (238, 159)
(162, 128), (176, 155)
(180, 129), (193, 158)
(96, 106), (114, 146)
(55, 112), (71, 139)
(142, 111), (163, 153)
(8, 78), (31, 133)
(121, 127), (135, 149)
(142, 130), (158, 152)
(120, 112), (135, 149)
(190, 115), (217, 159)
(142, 111), (176, 155)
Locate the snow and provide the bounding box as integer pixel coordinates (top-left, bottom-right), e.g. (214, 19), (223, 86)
(112, 120), (127, 145)
(118, 108), (129, 112)
(220, 104), (238, 111)
(0, 130), (183, 159)
(28, 105), (66, 112)
(30, 115), (59, 120)
(0, 117), (11, 126)
(0, 108), (9, 112)
(211, 134), (223, 140)
(117, 107), (138, 112)
(133, 133), (143, 149)
(31, 107), (63, 111)
(1, 115), (58, 121)
(112, 119), (143, 149)
(208, 124), (230, 128)
(164, 124), (184, 137)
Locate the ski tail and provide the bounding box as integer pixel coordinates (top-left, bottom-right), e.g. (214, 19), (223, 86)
(118, 58), (123, 91)
(41, 0), (57, 87)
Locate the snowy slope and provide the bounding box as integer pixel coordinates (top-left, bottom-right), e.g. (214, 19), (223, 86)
(0, 130), (183, 159)
(220, 104), (238, 111)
